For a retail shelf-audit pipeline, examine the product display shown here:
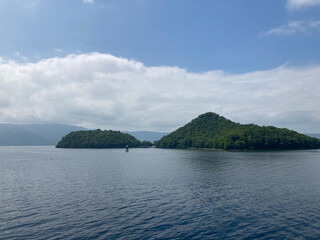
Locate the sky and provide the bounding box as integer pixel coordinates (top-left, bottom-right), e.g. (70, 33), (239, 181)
(0, 0), (319, 133)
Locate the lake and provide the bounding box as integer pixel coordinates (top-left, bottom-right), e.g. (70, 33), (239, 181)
(0, 146), (320, 239)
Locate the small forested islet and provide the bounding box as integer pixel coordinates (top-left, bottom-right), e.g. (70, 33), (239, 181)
(56, 129), (152, 148)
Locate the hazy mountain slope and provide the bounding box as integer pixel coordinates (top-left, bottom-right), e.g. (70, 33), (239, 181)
(122, 131), (169, 142)
(20, 124), (87, 144)
(0, 127), (51, 146)
(0, 124), (86, 146)
(305, 134), (320, 139)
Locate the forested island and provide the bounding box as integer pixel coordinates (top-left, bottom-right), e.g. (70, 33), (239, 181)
(155, 112), (320, 150)
(56, 129), (152, 148)
(56, 113), (320, 150)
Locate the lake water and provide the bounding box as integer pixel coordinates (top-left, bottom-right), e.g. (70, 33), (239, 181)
(0, 146), (320, 239)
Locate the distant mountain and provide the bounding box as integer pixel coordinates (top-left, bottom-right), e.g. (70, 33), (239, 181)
(0, 124), (86, 146)
(156, 112), (320, 150)
(56, 129), (152, 148)
(122, 131), (169, 142)
(305, 134), (320, 139)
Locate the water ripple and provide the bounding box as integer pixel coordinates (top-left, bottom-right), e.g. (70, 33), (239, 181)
(1, 147), (320, 239)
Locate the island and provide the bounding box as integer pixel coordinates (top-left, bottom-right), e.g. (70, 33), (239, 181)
(155, 112), (320, 150)
(56, 129), (152, 148)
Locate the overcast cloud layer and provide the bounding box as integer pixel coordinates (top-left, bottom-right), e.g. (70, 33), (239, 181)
(0, 53), (319, 133)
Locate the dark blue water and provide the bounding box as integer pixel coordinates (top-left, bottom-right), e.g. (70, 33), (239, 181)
(1, 147), (320, 239)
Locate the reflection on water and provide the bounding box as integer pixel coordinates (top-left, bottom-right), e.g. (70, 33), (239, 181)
(0, 147), (320, 239)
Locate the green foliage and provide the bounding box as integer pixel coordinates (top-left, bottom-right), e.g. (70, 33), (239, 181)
(156, 112), (320, 150)
(56, 129), (152, 148)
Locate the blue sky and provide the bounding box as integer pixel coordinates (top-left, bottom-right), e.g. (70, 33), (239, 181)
(1, 0), (320, 72)
(0, 0), (319, 132)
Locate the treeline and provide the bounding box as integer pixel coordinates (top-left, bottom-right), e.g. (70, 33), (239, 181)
(56, 129), (152, 148)
(156, 112), (320, 150)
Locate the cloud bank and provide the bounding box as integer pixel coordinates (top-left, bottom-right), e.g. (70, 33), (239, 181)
(287, 0), (320, 9)
(262, 20), (320, 36)
(0, 53), (319, 132)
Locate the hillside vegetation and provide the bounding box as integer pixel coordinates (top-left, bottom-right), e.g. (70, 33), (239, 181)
(156, 112), (320, 150)
(56, 129), (152, 148)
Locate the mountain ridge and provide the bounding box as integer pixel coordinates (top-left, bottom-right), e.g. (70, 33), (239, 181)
(0, 123), (86, 146)
(122, 131), (169, 142)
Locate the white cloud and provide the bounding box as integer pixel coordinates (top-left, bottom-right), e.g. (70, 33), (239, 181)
(0, 53), (319, 133)
(262, 20), (320, 36)
(14, 52), (28, 61)
(287, 0), (320, 10)
(54, 48), (64, 53)
(83, 0), (94, 3)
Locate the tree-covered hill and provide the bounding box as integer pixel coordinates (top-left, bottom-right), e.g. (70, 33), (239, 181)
(155, 112), (320, 150)
(56, 129), (152, 148)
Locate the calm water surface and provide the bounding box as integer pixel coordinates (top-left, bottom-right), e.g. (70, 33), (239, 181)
(0, 146), (320, 239)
